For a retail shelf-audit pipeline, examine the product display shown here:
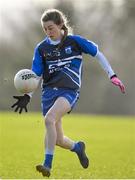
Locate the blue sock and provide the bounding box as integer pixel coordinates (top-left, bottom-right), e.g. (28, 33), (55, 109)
(71, 142), (80, 153)
(43, 154), (53, 169)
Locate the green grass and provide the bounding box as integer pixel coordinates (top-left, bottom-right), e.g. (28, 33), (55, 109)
(0, 112), (135, 179)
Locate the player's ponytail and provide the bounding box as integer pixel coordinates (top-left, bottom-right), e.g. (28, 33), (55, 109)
(58, 24), (68, 49)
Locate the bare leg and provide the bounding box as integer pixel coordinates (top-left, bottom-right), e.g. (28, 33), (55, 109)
(44, 96), (71, 156)
(36, 97), (71, 176)
(56, 119), (75, 149)
(55, 117), (89, 169)
(44, 113), (57, 154)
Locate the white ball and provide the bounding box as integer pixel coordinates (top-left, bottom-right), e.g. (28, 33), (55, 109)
(14, 69), (39, 93)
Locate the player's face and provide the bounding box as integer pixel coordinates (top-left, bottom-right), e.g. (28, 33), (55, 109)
(43, 21), (63, 41)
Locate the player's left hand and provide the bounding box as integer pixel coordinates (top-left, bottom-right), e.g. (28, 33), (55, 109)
(111, 76), (125, 93)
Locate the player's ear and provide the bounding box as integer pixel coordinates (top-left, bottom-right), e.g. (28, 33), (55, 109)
(59, 23), (64, 30)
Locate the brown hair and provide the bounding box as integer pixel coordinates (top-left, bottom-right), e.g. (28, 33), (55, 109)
(41, 9), (70, 49)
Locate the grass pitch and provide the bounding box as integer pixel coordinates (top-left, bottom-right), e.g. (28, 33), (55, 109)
(0, 112), (135, 179)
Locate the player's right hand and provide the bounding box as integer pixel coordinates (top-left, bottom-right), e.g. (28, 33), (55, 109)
(11, 94), (30, 114)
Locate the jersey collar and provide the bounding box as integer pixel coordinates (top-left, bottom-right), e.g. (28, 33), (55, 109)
(47, 37), (61, 45)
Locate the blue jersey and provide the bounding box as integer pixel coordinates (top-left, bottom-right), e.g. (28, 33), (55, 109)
(32, 35), (98, 90)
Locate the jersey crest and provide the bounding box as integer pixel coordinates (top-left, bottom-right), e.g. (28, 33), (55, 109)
(65, 46), (72, 54)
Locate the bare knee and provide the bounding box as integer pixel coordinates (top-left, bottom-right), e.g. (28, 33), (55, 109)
(56, 137), (64, 146)
(45, 112), (56, 127)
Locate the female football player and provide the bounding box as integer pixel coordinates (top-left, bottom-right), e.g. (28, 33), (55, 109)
(11, 9), (125, 177)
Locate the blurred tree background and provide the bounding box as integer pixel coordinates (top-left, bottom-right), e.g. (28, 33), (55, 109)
(0, 0), (135, 115)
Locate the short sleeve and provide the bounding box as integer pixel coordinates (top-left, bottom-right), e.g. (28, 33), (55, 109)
(32, 46), (44, 76)
(71, 35), (98, 57)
